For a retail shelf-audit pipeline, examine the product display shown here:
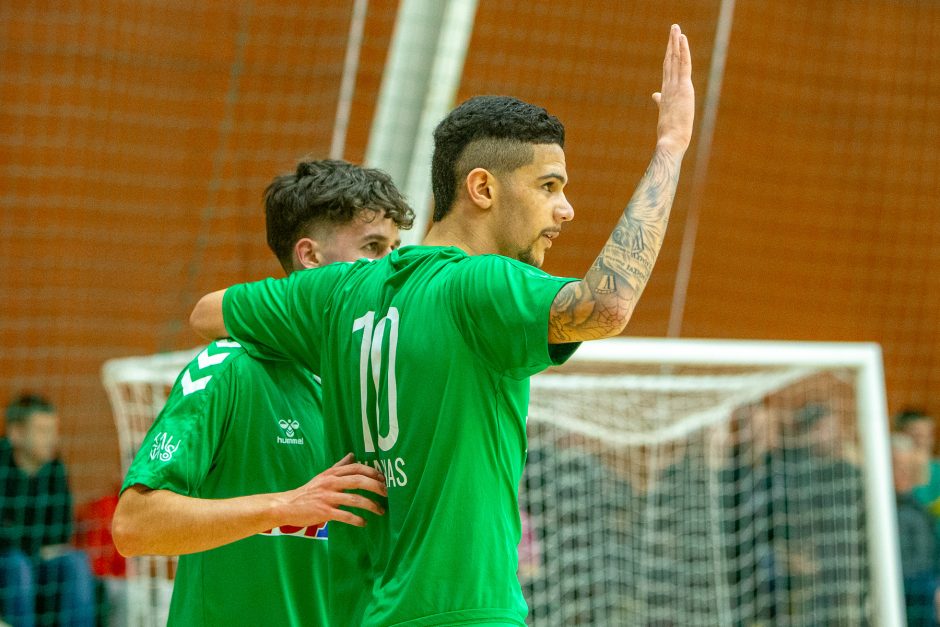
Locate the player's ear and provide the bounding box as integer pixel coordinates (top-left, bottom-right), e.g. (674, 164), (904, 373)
(465, 168), (495, 210)
(294, 237), (322, 270)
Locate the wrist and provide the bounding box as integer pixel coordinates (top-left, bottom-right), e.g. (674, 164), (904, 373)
(654, 140), (688, 161)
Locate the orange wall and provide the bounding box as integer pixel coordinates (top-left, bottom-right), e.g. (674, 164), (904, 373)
(1, 0), (937, 501)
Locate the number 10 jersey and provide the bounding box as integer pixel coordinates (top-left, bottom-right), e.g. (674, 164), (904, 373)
(223, 246), (580, 627)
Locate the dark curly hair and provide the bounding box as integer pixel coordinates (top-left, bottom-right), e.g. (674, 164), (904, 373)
(431, 95), (565, 222)
(265, 159), (414, 272)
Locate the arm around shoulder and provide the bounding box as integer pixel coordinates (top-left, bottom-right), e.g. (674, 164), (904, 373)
(112, 455), (388, 557)
(112, 485), (281, 557)
(190, 289), (229, 341)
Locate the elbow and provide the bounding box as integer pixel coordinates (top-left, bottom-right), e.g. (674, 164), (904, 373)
(598, 303), (635, 340)
(189, 289), (228, 341)
(111, 513), (143, 558)
(189, 298), (212, 341)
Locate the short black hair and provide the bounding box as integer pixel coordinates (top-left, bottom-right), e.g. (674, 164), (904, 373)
(5, 393), (55, 426)
(894, 409), (932, 431)
(265, 159), (415, 272)
(430, 95), (565, 221)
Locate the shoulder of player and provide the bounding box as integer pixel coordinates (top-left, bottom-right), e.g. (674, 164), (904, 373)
(170, 340), (253, 397)
(453, 253), (559, 281)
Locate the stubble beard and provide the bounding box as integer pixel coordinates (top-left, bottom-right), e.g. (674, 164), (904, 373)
(516, 242), (542, 268)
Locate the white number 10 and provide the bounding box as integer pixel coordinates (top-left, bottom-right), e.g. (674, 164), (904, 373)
(352, 308), (400, 452)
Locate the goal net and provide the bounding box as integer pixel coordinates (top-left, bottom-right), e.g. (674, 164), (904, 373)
(522, 337), (902, 627)
(101, 347), (202, 627)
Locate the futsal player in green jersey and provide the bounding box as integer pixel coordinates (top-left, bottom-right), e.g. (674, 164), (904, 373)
(112, 159), (414, 626)
(192, 25), (694, 626)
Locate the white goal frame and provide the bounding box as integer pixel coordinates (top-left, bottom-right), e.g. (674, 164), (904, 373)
(529, 337), (902, 627)
(102, 347), (203, 627)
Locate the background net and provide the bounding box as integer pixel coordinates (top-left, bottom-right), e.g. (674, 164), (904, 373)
(523, 348), (879, 626)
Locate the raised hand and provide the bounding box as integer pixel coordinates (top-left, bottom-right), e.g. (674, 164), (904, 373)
(548, 23), (694, 344)
(652, 24), (695, 156)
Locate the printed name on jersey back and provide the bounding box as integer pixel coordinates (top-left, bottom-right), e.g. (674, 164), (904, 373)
(260, 522), (328, 540)
(180, 340), (243, 397)
(372, 457), (408, 487)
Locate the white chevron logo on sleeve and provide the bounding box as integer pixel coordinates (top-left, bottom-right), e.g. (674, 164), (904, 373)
(197, 348), (231, 370)
(215, 340), (241, 348)
(181, 370), (212, 396)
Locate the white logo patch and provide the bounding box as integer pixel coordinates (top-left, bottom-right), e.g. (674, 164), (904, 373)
(150, 432), (181, 462)
(277, 419), (304, 445)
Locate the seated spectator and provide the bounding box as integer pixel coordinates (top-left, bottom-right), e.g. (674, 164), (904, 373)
(0, 394), (96, 626)
(892, 432), (940, 626)
(896, 410), (940, 519)
(777, 402), (867, 624)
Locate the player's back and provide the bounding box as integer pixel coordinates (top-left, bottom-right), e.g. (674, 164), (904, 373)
(224, 245), (578, 626)
(123, 340), (331, 627)
(313, 246), (578, 626)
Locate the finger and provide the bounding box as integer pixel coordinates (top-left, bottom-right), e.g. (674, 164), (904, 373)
(336, 475), (389, 496)
(652, 92), (662, 106)
(332, 462), (386, 482)
(331, 452), (356, 468)
(663, 26), (676, 83)
(336, 493), (386, 516)
(670, 25), (682, 80)
(329, 508), (367, 528)
(679, 34), (692, 77)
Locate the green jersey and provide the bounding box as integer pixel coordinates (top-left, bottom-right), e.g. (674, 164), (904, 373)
(121, 339), (330, 627)
(223, 246), (580, 626)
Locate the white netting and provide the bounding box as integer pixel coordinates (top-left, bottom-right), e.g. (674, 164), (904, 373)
(101, 348), (201, 627)
(521, 338), (899, 626)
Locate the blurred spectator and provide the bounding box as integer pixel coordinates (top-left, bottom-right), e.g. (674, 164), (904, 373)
(517, 508), (541, 582)
(522, 435), (626, 625)
(892, 432), (940, 626)
(896, 411), (940, 521)
(0, 394), (96, 626)
(720, 401), (788, 625)
(775, 402), (867, 624)
(75, 493), (126, 627)
(643, 438), (729, 626)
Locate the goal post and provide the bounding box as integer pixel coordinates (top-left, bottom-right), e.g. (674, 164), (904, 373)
(101, 347), (203, 627)
(524, 337), (902, 626)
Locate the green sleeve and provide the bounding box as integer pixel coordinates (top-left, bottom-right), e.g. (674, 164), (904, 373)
(449, 255), (580, 379)
(222, 265), (350, 374)
(121, 345), (239, 496)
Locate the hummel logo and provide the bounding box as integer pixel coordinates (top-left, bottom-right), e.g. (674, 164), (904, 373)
(277, 419), (303, 445)
(278, 419), (300, 437)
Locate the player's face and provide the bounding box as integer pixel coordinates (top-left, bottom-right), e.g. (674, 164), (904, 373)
(11, 411), (59, 467)
(904, 419), (935, 454)
(318, 212), (401, 265)
(495, 143), (574, 268)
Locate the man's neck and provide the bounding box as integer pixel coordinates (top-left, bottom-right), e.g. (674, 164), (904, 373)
(423, 220), (494, 256)
(12, 449), (42, 476)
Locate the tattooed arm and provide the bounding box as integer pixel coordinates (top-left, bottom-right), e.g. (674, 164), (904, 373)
(549, 24), (695, 343)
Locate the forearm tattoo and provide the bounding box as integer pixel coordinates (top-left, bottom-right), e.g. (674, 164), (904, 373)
(550, 149), (681, 342)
